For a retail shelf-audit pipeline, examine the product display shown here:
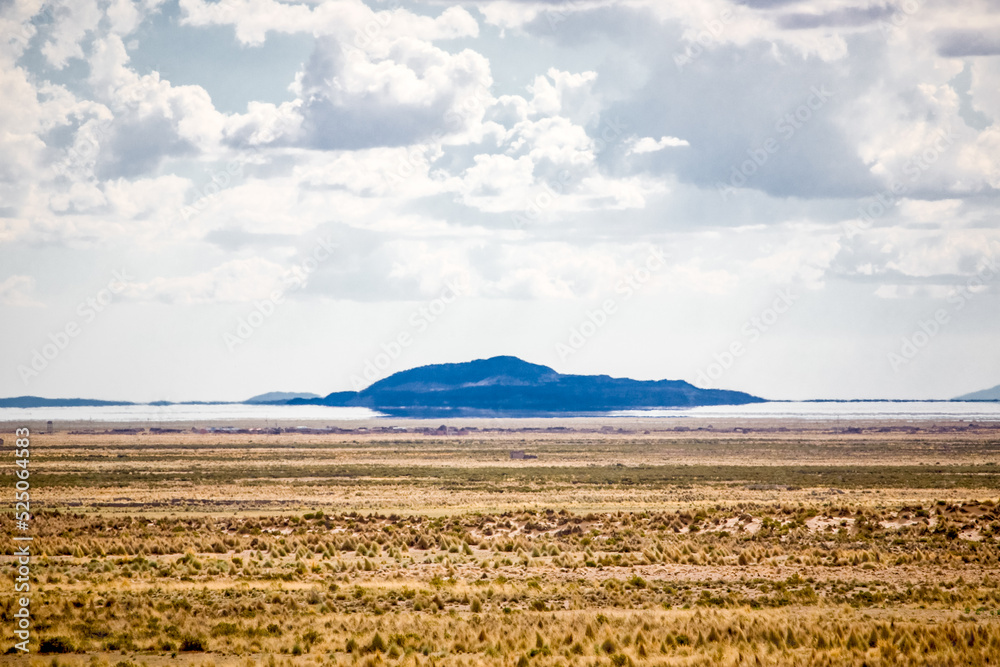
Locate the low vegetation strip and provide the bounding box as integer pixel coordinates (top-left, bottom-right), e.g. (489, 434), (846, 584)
(24, 463), (1000, 489)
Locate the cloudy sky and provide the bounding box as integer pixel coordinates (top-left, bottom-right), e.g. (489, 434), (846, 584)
(1, 0), (998, 402)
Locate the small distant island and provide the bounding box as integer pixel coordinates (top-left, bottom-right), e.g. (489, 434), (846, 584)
(245, 392), (322, 404)
(288, 356), (763, 417)
(0, 396), (134, 408)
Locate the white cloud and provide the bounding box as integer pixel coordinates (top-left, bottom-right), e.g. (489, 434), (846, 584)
(223, 100), (303, 147)
(746, 226), (841, 289)
(123, 257), (293, 304)
(225, 36), (494, 150)
(85, 35), (224, 177)
(475, 1), (545, 31)
(41, 0), (103, 69)
(48, 181), (108, 214)
(459, 153), (536, 212)
(179, 0), (478, 47)
(627, 135), (690, 154)
(0, 275), (43, 307)
(0, 64), (46, 185)
(526, 68), (599, 122)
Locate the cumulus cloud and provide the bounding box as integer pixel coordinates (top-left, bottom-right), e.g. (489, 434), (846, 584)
(526, 68), (599, 122)
(293, 37), (493, 150)
(175, 1), (493, 152)
(0, 65), (46, 186)
(40, 0), (103, 69)
(84, 35), (223, 178)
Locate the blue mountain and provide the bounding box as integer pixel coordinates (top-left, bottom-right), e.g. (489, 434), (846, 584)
(291, 356), (763, 417)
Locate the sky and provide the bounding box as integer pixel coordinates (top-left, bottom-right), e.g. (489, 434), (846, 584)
(1, 0), (999, 402)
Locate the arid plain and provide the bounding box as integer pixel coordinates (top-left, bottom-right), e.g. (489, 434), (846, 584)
(3, 418), (1000, 666)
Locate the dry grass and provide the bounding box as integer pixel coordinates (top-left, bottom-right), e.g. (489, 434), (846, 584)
(2, 421), (999, 665)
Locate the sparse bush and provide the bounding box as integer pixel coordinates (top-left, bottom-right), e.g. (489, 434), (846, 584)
(39, 637), (74, 654)
(179, 635), (208, 652)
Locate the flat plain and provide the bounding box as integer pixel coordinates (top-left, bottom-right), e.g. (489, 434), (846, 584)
(3, 417), (1000, 666)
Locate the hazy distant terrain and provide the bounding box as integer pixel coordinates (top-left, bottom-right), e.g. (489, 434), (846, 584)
(956, 384), (1000, 401)
(244, 391), (321, 404)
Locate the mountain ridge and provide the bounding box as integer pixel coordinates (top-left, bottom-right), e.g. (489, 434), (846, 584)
(290, 355), (764, 416)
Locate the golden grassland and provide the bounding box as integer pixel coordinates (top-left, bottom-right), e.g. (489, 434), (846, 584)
(3, 419), (1000, 666)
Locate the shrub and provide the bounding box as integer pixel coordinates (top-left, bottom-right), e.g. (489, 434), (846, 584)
(180, 635), (208, 651)
(366, 632), (387, 654)
(211, 622), (239, 637)
(39, 637), (74, 654)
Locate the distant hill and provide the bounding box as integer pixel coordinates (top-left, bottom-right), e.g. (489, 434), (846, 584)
(245, 391), (321, 404)
(290, 356), (764, 417)
(0, 396), (134, 408)
(954, 384), (1000, 401)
